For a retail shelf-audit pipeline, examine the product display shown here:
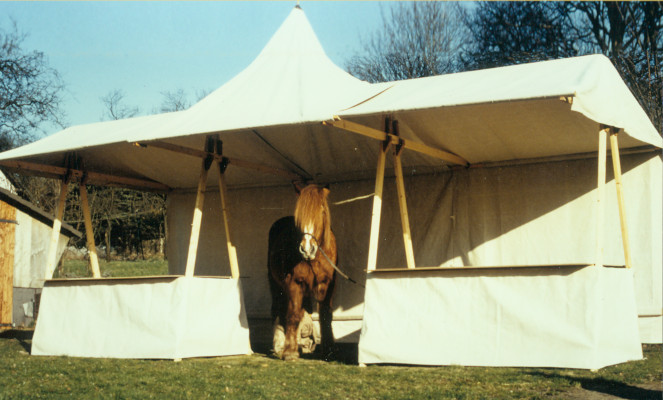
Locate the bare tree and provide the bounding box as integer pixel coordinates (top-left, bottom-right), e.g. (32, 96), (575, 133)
(158, 88), (212, 113)
(467, 2), (662, 134)
(346, 2), (469, 83)
(0, 20), (66, 152)
(159, 89), (190, 112)
(463, 2), (578, 69)
(561, 2), (662, 134)
(100, 89), (139, 121)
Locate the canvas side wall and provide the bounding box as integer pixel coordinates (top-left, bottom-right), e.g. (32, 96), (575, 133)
(13, 210), (70, 289)
(167, 151), (661, 343)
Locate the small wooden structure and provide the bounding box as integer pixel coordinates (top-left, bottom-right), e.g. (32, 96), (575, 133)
(0, 184), (81, 328)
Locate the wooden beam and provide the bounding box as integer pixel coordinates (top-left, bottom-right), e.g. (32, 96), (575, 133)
(367, 142), (390, 272)
(137, 141), (302, 181)
(0, 160), (169, 192)
(218, 167), (240, 279)
(184, 158), (211, 277)
(0, 201), (16, 326)
(324, 117), (469, 166)
(609, 132), (633, 269)
(596, 127), (608, 267)
(45, 180), (68, 280)
(79, 183), (101, 278)
(393, 150), (416, 269)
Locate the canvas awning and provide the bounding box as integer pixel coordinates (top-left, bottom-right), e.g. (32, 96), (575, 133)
(0, 6), (660, 191)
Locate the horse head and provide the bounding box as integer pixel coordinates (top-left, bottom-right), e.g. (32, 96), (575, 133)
(294, 185), (331, 262)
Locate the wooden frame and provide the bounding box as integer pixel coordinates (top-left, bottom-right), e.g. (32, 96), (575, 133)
(596, 125), (633, 269)
(609, 130), (632, 269)
(0, 200), (16, 326)
(218, 161), (240, 279)
(596, 127), (608, 267)
(137, 140), (302, 181)
(79, 182), (101, 278)
(0, 160), (169, 192)
(45, 179), (69, 280)
(393, 144), (416, 269)
(184, 136), (242, 279)
(367, 141), (389, 272)
(184, 155), (212, 277)
(324, 117), (469, 166)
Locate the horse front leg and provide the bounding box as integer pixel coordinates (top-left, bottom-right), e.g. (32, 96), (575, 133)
(283, 280), (305, 361)
(319, 276), (336, 361)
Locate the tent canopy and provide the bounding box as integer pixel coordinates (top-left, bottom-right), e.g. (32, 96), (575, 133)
(0, 6), (660, 191)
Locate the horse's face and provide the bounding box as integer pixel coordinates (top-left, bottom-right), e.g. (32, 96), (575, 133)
(295, 186), (330, 261)
(299, 228), (321, 261)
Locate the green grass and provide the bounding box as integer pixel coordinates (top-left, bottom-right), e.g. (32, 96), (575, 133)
(19, 260), (663, 398)
(54, 259), (169, 279)
(0, 331), (659, 399)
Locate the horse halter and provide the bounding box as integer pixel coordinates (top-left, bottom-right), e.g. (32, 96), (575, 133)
(299, 232), (319, 261)
(298, 233), (364, 288)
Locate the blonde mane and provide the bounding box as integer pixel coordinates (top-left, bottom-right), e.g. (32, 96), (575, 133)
(294, 185), (332, 251)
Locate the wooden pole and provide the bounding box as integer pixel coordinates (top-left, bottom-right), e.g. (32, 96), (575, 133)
(185, 157), (211, 277)
(393, 149), (416, 269)
(0, 159), (169, 192)
(45, 180), (69, 280)
(324, 118), (469, 166)
(79, 183), (101, 278)
(367, 142), (390, 271)
(0, 202), (16, 326)
(218, 164), (240, 279)
(609, 132), (633, 269)
(595, 127), (608, 267)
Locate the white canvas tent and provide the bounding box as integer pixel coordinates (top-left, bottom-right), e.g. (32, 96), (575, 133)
(0, 6), (660, 366)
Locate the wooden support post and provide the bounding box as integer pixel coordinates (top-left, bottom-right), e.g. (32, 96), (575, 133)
(393, 149), (416, 269)
(609, 132), (633, 269)
(595, 127), (608, 267)
(45, 180), (69, 280)
(79, 183), (101, 278)
(367, 142), (390, 271)
(185, 156), (212, 277)
(218, 159), (240, 279)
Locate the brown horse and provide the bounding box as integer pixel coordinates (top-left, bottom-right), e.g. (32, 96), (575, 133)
(268, 185), (337, 361)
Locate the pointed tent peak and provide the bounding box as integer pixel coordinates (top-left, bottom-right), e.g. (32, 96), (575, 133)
(253, 5), (324, 57)
(162, 4), (377, 137)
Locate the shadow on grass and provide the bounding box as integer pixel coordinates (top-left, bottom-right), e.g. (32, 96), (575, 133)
(530, 371), (662, 400)
(252, 341), (358, 365)
(0, 329), (33, 353)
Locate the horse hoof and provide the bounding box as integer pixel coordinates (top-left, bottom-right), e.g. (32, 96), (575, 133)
(283, 351), (299, 362)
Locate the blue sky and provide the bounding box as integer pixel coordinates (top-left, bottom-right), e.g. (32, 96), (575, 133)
(0, 1), (387, 133)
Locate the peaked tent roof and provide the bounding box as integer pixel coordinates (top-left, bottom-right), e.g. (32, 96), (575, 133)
(131, 6), (385, 142)
(0, 6), (660, 191)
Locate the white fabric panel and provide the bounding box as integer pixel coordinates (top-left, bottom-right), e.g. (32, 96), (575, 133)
(639, 316), (662, 344)
(13, 210), (69, 288)
(167, 153), (660, 327)
(341, 55), (662, 149)
(358, 266), (642, 369)
(31, 277), (251, 359)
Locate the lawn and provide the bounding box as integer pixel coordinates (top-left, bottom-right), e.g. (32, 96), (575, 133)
(0, 330), (660, 399)
(54, 258), (169, 279)
(9, 260), (661, 398)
